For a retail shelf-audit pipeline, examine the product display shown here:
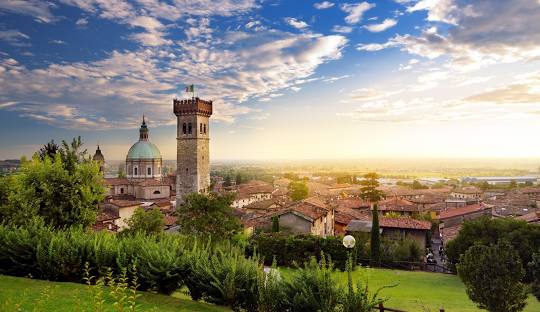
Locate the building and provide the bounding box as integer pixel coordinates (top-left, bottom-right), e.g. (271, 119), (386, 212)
(92, 145), (105, 172)
(376, 197), (419, 216)
(126, 116), (162, 181)
(449, 187), (483, 201)
(173, 97), (212, 205)
(273, 198), (335, 237)
(101, 118), (171, 201)
(461, 176), (538, 185)
(231, 181), (274, 208)
(437, 203), (492, 228)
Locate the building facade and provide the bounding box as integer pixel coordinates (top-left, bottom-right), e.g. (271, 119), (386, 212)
(173, 97), (213, 204)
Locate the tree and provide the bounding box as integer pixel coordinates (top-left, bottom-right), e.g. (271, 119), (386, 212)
(177, 192), (241, 238)
(38, 140), (59, 161)
(224, 175), (232, 187)
(3, 153), (104, 228)
(528, 252), (540, 301)
(359, 173), (385, 203)
(370, 203), (381, 267)
(457, 242), (527, 312)
(509, 180), (518, 189)
(124, 207), (164, 235)
(235, 172), (243, 185)
(118, 164), (126, 178)
(359, 173), (385, 267)
(271, 216), (279, 232)
(288, 181), (308, 201)
(411, 180), (427, 190)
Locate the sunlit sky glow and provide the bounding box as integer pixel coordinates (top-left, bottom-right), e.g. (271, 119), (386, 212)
(1, 0), (540, 160)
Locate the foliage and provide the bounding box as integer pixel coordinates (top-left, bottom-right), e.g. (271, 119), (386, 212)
(341, 258), (387, 312)
(118, 164), (126, 178)
(359, 172), (385, 203)
(235, 172), (243, 185)
(224, 175), (232, 187)
(457, 241), (528, 312)
(123, 208), (164, 236)
(284, 255), (342, 312)
(445, 217), (540, 280)
(271, 216), (279, 233)
(370, 204), (381, 267)
(528, 252), (540, 301)
(380, 237), (423, 265)
(177, 192), (241, 239)
(257, 259), (287, 312)
(288, 181), (308, 201)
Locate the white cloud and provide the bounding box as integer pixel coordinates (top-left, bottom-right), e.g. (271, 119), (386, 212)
(314, 1), (335, 9)
(356, 42), (394, 51)
(285, 17), (308, 29)
(332, 25), (353, 33)
(75, 17), (88, 26)
(0, 0), (55, 23)
(364, 18), (397, 32)
(0, 29), (30, 47)
(341, 2), (376, 24)
(49, 39), (67, 45)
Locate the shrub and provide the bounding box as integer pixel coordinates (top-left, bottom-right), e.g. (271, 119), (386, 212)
(528, 252), (540, 301)
(284, 255), (342, 312)
(257, 259), (287, 312)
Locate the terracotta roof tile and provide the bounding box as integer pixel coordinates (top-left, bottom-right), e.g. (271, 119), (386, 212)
(380, 217), (432, 230)
(438, 203), (490, 220)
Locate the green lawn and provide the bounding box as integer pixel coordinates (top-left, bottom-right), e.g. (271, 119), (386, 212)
(2, 269), (540, 311)
(0, 275), (230, 312)
(338, 268), (540, 312)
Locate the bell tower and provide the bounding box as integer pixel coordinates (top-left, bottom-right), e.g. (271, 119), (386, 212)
(173, 97), (212, 205)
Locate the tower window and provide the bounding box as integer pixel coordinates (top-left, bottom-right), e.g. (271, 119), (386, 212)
(204, 124), (207, 134)
(134, 167), (138, 175)
(182, 123), (186, 134)
(120, 188), (124, 194)
(147, 167), (151, 175)
(188, 123), (192, 134)
(200, 123), (203, 134)
(153, 190), (161, 195)
(185, 168), (188, 174)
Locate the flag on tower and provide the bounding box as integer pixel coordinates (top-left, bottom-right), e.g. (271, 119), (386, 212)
(185, 84), (194, 93)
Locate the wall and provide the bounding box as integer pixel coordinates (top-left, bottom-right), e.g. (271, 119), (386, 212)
(115, 205), (138, 230)
(382, 228), (427, 250)
(278, 213), (311, 234)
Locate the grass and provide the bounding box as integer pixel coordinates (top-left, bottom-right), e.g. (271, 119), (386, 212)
(339, 267), (540, 312)
(2, 269), (540, 311)
(0, 274), (230, 312)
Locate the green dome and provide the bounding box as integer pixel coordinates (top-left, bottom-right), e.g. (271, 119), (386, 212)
(126, 141), (162, 160)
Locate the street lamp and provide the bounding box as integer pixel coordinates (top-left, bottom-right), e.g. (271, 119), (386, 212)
(343, 235), (356, 301)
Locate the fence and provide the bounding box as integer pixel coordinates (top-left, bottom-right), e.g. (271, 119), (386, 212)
(375, 303), (445, 312)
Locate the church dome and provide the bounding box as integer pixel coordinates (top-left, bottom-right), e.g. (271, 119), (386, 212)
(126, 116), (162, 160)
(127, 141), (161, 160)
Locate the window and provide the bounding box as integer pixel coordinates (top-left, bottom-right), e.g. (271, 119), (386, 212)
(185, 168), (188, 173)
(147, 167), (151, 175)
(188, 123), (192, 134)
(200, 123), (203, 134)
(153, 190), (161, 195)
(134, 167), (138, 175)
(182, 123), (186, 134)
(204, 124), (206, 134)
(120, 188), (124, 194)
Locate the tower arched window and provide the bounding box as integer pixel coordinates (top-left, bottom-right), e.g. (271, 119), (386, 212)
(188, 123), (192, 134)
(134, 167), (138, 176)
(200, 123), (203, 134)
(182, 123), (186, 134)
(203, 124), (206, 134)
(147, 167), (151, 175)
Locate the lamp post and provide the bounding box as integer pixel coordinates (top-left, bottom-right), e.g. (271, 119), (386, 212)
(343, 235), (356, 302)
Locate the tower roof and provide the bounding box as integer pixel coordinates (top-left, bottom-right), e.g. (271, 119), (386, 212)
(173, 97), (212, 117)
(92, 145), (105, 162)
(127, 116), (161, 160)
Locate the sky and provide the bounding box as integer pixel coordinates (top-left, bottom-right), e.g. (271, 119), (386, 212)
(0, 0), (540, 160)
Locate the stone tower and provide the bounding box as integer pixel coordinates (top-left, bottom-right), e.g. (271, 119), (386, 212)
(173, 97), (213, 205)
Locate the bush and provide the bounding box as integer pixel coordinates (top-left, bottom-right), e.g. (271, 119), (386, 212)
(284, 255), (342, 312)
(528, 252), (540, 301)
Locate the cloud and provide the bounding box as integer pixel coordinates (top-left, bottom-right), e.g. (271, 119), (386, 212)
(356, 42), (393, 51)
(362, 0), (540, 70)
(285, 17), (308, 29)
(0, 28), (347, 128)
(0, 0), (55, 23)
(75, 17), (88, 27)
(49, 39), (67, 45)
(314, 1), (335, 9)
(341, 2), (376, 24)
(0, 29), (30, 47)
(332, 25), (353, 33)
(364, 18), (397, 32)
(466, 72), (540, 104)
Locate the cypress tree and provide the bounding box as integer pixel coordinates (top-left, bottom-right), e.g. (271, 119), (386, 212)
(370, 203), (381, 267)
(271, 216), (279, 232)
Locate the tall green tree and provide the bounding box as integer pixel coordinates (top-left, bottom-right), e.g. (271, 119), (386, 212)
(224, 175), (232, 187)
(359, 173), (385, 267)
(177, 192), (241, 238)
(288, 181), (308, 201)
(457, 242), (527, 312)
(528, 252), (540, 301)
(118, 164), (126, 178)
(235, 172), (243, 185)
(124, 207), (164, 235)
(271, 216), (279, 232)
(3, 153), (104, 228)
